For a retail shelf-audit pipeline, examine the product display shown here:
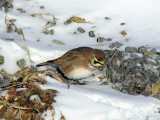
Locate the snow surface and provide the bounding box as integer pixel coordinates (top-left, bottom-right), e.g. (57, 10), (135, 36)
(1, 0), (160, 119)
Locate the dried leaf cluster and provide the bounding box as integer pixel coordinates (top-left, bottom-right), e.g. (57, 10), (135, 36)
(0, 67), (58, 120)
(64, 16), (90, 25)
(120, 30), (127, 36)
(42, 28), (54, 35)
(30, 13), (57, 35)
(5, 16), (25, 40)
(17, 8), (26, 13)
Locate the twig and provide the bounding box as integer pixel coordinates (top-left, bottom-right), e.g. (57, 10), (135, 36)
(30, 13), (57, 21)
(16, 43), (34, 63)
(18, 109), (22, 120)
(19, 28), (25, 41)
(0, 69), (13, 81)
(40, 71), (64, 83)
(106, 49), (118, 67)
(0, 83), (27, 92)
(30, 13), (57, 30)
(0, 100), (39, 112)
(101, 49), (118, 75)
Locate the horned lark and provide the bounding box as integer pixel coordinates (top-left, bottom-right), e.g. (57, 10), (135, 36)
(36, 47), (105, 79)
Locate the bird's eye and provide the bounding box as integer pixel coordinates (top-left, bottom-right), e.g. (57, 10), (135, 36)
(94, 60), (100, 64)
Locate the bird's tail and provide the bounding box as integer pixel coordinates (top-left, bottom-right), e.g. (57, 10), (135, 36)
(36, 60), (55, 67)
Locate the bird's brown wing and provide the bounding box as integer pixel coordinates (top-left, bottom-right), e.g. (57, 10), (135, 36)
(55, 50), (84, 64)
(36, 49), (84, 67)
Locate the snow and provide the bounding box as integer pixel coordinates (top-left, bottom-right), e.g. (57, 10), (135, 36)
(41, 78), (160, 120)
(1, 0), (160, 120)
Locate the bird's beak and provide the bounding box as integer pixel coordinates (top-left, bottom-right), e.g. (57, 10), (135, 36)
(99, 61), (104, 65)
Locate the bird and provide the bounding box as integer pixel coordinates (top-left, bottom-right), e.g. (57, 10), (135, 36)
(36, 47), (106, 80)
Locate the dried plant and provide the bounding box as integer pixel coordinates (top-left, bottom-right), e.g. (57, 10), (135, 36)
(0, 67), (58, 120)
(5, 15), (25, 40)
(30, 13), (57, 35)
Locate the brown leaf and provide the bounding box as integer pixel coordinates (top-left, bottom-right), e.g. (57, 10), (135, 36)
(5, 93), (14, 101)
(9, 86), (16, 93)
(120, 30), (127, 36)
(17, 8), (26, 13)
(152, 84), (160, 94)
(0, 104), (6, 116)
(71, 16), (89, 23)
(60, 112), (66, 120)
(8, 18), (16, 22)
(52, 40), (65, 45)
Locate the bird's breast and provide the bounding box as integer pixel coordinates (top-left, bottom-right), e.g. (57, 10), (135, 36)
(66, 67), (96, 79)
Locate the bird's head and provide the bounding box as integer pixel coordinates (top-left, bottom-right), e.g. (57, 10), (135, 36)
(90, 51), (105, 67)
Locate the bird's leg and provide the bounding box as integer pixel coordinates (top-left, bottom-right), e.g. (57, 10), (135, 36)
(68, 79), (86, 85)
